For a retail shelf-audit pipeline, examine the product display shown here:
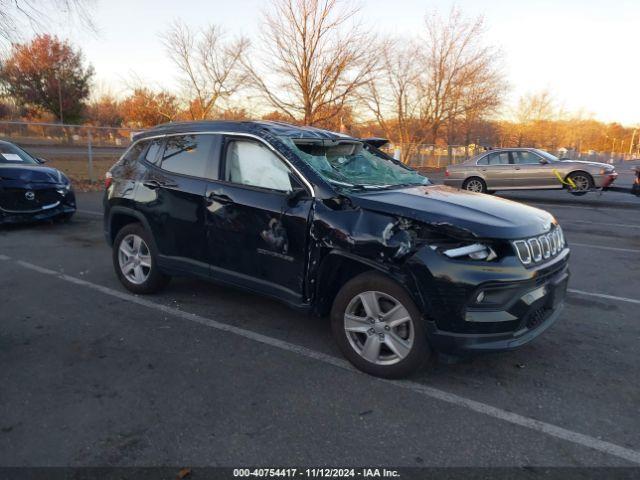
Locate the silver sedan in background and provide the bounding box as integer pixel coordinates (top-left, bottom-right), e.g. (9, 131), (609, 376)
(444, 148), (618, 195)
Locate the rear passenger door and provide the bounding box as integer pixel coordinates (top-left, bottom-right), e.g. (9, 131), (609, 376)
(478, 152), (514, 189)
(204, 136), (313, 305)
(136, 134), (220, 277)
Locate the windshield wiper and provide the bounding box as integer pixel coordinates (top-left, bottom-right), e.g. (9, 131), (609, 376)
(370, 182), (429, 191)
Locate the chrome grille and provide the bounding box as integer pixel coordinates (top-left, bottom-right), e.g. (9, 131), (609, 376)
(513, 226), (565, 266)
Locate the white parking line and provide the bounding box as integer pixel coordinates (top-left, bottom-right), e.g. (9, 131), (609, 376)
(569, 242), (640, 254)
(7, 255), (640, 465)
(568, 289), (640, 305)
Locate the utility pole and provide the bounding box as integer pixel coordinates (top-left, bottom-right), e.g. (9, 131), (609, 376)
(630, 129), (638, 155)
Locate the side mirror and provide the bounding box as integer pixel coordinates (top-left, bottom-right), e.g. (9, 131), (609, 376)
(539, 158), (548, 165)
(286, 187), (307, 206)
(37, 157), (48, 164)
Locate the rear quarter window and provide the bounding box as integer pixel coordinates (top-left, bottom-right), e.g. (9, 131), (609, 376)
(121, 141), (148, 166)
(143, 139), (164, 165)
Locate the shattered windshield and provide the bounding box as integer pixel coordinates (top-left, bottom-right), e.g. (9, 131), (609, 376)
(280, 136), (430, 190)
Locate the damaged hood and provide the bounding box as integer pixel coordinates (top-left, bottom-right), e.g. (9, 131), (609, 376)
(0, 165), (66, 184)
(347, 185), (554, 240)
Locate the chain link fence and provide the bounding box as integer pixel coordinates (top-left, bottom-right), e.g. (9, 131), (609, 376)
(0, 121), (134, 188)
(1, 121), (637, 187)
(381, 144), (482, 168)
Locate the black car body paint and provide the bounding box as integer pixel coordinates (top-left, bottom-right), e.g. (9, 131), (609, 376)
(0, 141), (76, 224)
(104, 121), (570, 356)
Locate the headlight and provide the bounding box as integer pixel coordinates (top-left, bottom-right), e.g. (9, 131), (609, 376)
(441, 243), (497, 261)
(56, 184), (71, 195)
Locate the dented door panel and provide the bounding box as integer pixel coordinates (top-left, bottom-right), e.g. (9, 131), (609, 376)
(204, 180), (313, 304)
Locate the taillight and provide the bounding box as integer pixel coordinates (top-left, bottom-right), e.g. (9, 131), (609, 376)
(105, 172), (113, 189)
(445, 169), (450, 177)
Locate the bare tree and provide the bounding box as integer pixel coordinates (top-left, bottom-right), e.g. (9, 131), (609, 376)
(513, 90), (556, 146)
(164, 21), (249, 120)
(362, 8), (505, 162)
(0, 0), (95, 44)
(244, 0), (377, 126)
(360, 40), (426, 162)
(419, 8), (506, 143)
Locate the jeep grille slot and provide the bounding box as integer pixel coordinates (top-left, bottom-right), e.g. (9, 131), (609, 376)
(513, 226), (565, 266)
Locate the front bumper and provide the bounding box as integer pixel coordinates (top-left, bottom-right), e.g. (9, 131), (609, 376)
(0, 192), (76, 224)
(427, 266), (569, 354)
(407, 243), (570, 354)
(595, 172), (618, 188)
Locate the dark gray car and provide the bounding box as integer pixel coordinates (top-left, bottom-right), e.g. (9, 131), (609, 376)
(444, 148), (618, 195)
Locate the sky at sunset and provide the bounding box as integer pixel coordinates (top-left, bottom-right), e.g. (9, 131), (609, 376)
(47, 0), (640, 125)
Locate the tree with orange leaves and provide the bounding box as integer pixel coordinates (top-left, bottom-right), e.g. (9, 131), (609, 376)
(0, 34), (94, 123)
(120, 88), (180, 128)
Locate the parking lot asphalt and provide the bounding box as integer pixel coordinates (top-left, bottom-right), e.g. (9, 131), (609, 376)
(1, 191), (639, 467)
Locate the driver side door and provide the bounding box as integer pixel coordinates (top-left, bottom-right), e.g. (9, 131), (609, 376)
(512, 151), (559, 189)
(204, 136), (314, 306)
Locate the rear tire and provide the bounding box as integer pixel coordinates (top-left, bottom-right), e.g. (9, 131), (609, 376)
(462, 177), (487, 193)
(330, 271), (431, 378)
(113, 223), (170, 294)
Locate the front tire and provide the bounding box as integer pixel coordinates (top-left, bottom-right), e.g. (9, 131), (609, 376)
(567, 172), (593, 196)
(113, 223), (170, 294)
(331, 271), (431, 378)
(462, 177), (487, 193)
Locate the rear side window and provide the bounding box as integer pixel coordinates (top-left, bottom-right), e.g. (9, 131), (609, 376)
(121, 141), (147, 166)
(144, 139), (164, 164)
(224, 139), (294, 192)
(487, 152), (510, 165)
(160, 134), (215, 178)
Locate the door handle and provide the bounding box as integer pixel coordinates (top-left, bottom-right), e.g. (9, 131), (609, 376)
(515, 167), (521, 170)
(207, 192), (233, 204)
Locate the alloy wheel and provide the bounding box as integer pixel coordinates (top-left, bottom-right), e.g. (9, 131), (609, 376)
(570, 174), (590, 192)
(343, 291), (414, 366)
(465, 179), (484, 192)
(118, 234), (152, 285)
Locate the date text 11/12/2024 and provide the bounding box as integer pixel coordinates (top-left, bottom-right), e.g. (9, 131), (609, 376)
(233, 468), (400, 478)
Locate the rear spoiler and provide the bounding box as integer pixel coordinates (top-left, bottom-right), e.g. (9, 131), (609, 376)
(362, 138), (389, 148)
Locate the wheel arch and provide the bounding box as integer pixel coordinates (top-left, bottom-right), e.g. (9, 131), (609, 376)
(107, 206), (154, 247)
(312, 250), (423, 317)
(565, 169), (594, 184)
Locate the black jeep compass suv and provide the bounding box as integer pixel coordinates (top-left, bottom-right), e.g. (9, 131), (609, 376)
(104, 121), (570, 378)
